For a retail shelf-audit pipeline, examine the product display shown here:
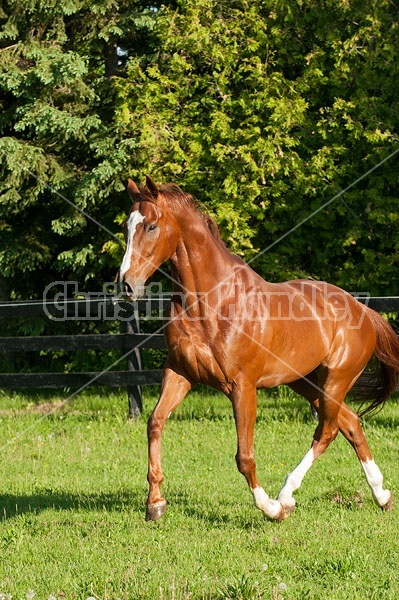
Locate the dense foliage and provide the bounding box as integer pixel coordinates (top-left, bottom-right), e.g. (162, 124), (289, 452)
(0, 0), (161, 299)
(1, 0), (398, 301)
(119, 0), (399, 293)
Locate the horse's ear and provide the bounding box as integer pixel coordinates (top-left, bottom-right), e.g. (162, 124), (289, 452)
(145, 175), (159, 199)
(127, 178), (141, 200)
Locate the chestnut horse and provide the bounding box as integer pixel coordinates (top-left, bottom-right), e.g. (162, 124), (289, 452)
(119, 176), (399, 521)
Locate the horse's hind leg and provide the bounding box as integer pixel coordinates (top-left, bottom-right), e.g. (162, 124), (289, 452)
(276, 371), (324, 513)
(285, 374), (393, 511)
(337, 402), (393, 510)
(231, 379), (285, 521)
(277, 371), (346, 513)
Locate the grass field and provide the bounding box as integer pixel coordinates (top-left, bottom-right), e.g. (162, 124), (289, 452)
(0, 386), (398, 599)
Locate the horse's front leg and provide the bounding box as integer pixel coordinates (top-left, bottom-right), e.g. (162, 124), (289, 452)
(231, 380), (285, 521)
(146, 367), (191, 521)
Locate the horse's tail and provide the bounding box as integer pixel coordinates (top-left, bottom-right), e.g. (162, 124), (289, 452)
(353, 308), (399, 416)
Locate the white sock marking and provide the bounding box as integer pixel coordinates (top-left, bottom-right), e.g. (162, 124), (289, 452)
(251, 486), (282, 519)
(278, 448), (315, 506)
(120, 210), (145, 280)
(361, 459), (391, 506)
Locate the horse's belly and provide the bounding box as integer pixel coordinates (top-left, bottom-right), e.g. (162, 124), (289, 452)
(255, 325), (330, 387)
(256, 353), (323, 387)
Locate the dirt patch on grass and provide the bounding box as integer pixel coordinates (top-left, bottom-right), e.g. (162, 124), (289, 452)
(0, 400), (65, 416)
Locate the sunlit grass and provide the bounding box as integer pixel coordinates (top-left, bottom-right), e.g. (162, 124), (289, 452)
(0, 387), (398, 599)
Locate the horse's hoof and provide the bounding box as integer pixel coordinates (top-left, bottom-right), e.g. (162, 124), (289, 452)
(273, 508), (287, 522)
(276, 496), (296, 521)
(264, 501), (288, 522)
(281, 503), (296, 519)
(381, 493), (393, 512)
(146, 499), (167, 521)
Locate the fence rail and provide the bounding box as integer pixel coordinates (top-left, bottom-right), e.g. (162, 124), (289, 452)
(0, 295), (398, 415)
(0, 296), (170, 417)
(0, 370), (164, 389)
(0, 333), (165, 352)
(0, 297), (170, 318)
(1, 295), (397, 318)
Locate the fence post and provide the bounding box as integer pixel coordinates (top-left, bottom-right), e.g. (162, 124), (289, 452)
(123, 307), (143, 418)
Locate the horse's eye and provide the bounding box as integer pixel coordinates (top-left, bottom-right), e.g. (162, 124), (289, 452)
(148, 224), (157, 232)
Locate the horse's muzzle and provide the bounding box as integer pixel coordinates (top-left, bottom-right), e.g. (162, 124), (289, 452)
(121, 279), (146, 301)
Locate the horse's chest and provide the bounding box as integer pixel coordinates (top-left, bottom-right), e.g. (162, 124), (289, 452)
(166, 325), (229, 387)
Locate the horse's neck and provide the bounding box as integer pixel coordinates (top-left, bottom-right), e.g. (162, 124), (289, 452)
(170, 220), (242, 317)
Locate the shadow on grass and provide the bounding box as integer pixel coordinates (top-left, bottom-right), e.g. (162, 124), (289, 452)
(0, 487), (299, 531)
(166, 487), (276, 531)
(178, 503), (265, 530)
(0, 487), (147, 521)
(0, 487), (260, 530)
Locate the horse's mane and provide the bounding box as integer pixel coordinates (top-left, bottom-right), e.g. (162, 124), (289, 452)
(142, 183), (221, 241)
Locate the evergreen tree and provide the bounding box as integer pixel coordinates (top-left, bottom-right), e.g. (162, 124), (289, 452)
(0, 0), (159, 299)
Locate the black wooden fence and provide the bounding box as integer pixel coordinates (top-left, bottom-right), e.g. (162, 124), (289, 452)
(0, 295), (398, 416)
(0, 296), (171, 417)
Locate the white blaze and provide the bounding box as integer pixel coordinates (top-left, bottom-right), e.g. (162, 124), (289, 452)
(120, 210), (145, 280)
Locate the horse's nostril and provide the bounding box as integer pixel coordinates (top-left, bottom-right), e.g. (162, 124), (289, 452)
(124, 281), (134, 296)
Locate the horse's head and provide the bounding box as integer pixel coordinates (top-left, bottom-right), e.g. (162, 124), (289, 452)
(118, 176), (179, 300)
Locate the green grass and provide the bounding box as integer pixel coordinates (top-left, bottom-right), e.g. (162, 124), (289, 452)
(0, 387), (398, 599)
